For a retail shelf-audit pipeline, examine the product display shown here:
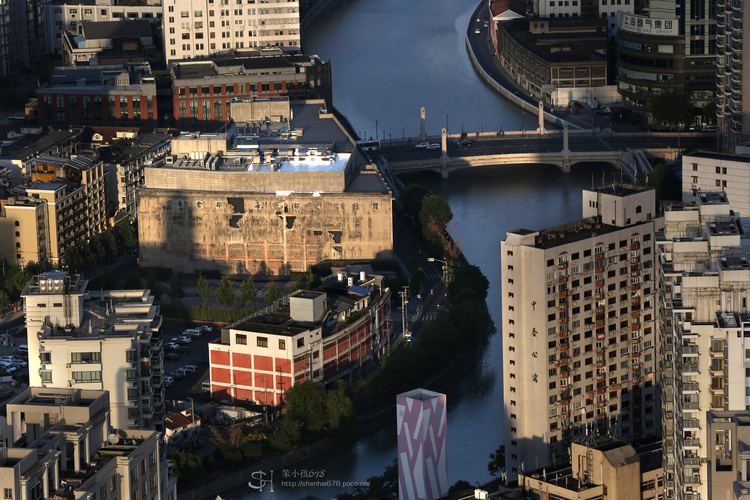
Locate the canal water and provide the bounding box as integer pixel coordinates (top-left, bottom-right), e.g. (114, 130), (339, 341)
(223, 0), (622, 498)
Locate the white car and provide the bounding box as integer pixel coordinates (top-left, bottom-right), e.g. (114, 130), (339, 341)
(475, 28), (481, 34)
(426, 143), (441, 150)
(176, 336), (192, 344)
(0, 356), (25, 367)
(163, 376), (174, 387)
(165, 343), (180, 350)
(415, 142), (431, 149)
(199, 325), (213, 333)
(0, 361), (17, 373)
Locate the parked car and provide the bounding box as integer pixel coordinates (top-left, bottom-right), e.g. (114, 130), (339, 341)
(202, 380), (211, 392)
(164, 353), (179, 361)
(199, 325), (213, 333)
(165, 343), (180, 351)
(183, 365), (199, 373)
(169, 371), (186, 381)
(0, 361), (17, 373)
(426, 143), (441, 150)
(198, 358), (210, 365)
(457, 139), (474, 147)
(176, 367), (191, 377)
(176, 346), (190, 354)
(176, 337), (192, 344)
(415, 142), (430, 149)
(0, 356), (25, 367)
(163, 378), (173, 387)
(183, 328), (202, 337)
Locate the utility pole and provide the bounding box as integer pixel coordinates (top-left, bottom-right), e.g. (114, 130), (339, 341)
(399, 286), (409, 340)
(260, 376), (268, 424)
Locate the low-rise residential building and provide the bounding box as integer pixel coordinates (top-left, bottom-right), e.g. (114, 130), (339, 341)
(0, 129), (81, 189)
(170, 52), (332, 131)
(46, 0), (163, 56)
(502, 184), (660, 479)
(164, 409), (202, 455)
(21, 271), (166, 431)
(162, 0), (300, 63)
(209, 273), (392, 405)
(499, 436), (663, 500)
(682, 152), (750, 231)
(137, 98), (393, 276)
(0, 154), (107, 267)
(62, 20), (159, 67)
(4, 387), (176, 500)
(37, 63), (158, 129)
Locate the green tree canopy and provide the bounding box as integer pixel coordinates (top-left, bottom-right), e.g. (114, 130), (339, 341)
(264, 281), (281, 305)
(78, 240), (93, 267)
(399, 184), (432, 219)
(268, 418), (303, 451)
(117, 221), (138, 249)
(169, 274), (186, 300)
(0, 290), (10, 316)
(63, 246), (85, 274)
(650, 93), (694, 128)
(410, 266), (426, 297)
(488, 444), (506, 477)
(326, 380), (355, 436)
(196, 274), (214, 308)
(102, 270), (117, 291)
(448, 264), (490, 300)
(216, 275), (237, 308)
(89, 237), (105, 265)
(146, 271), (163, 301)
(284, 381), (327, 432)
(103, 230), (119, 259)
(239, 277), (257, 309)
(419, 194), (453, 248)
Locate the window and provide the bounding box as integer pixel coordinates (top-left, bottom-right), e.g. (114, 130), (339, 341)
(297, 338), (305, 348)
(40, 352), (51, 363)
(126, 351), (137, 362)
(257, 336), (268, 347)
(236, 334), (247, 345)
(71, 352), (101, 364)
(127, 388), (138, 400)
(40, 371), (52, 383)
(128, 408), (139, 420)
(181, 10), (189, 17)
(126, 369), (138, 381)
(279, 339), (286, 349)
(72, 371), (102, 382)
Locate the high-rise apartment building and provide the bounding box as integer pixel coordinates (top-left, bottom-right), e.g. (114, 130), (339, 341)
(657, 192), (750, 500)
(502, 184), (660, 479)
(21, 271), (166, 432)
(716, 0), (750, 153)
(162, 0), (300, 64)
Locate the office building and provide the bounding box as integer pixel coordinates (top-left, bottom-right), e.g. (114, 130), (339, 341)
(209, 273), (392, 404)
(716, 0), (750, 153)
(657, 192), (750, 500)
(530, 0), (635, 37)
(137, 98), (394, 275)
(616, 8), (716, 111)
(171, 51), (332, 131)
(62, 20), (160, 67)
(0, 154), (107, 267)
(162, 0), (300, 64)
(502, 436), (663, 500)
(0, 0), (45, 76)
(501, 184), (659, 479)
(397, 389), (448, 500)
(37, 63), (158, 129)
(21, 271), (165, 431)
(682, 152), (750, 230)
(4, 386), (176, 500)
(45, 0), (162, 56)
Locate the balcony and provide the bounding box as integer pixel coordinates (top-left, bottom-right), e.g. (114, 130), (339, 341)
(683, 456), (701, 466)
(683, 475), (701, 484)
(683, 402), (700, 410)
(683, 382), (699, 392)
(683, 438), (701, 448)
(683, 419), (700, 429)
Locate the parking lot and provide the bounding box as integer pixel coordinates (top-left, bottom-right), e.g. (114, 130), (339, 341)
(161, 323), (220, 405)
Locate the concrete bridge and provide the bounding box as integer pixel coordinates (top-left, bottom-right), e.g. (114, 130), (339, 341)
(390, 123), (626, 179)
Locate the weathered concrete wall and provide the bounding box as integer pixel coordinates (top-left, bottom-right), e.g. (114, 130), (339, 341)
(137, 188), (393, 275)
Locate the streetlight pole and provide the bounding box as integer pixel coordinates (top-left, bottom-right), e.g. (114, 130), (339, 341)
(375, 121), (378, 142)
(399, 286), (409, 340)
(428, 258), (448, 282)
(260, 376), (268, 423)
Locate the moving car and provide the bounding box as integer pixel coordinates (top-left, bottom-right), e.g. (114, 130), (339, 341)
(415, 142), (431, 149)
(457, 139), (474, 147)
(474, 29), (481, 34)
(426, 143), (441, 150)
(484, 21), (489, 27)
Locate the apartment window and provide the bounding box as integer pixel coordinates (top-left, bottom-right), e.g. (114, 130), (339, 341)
(126, 369), (138, 381)
(71, 352), (101, 364)
(236, 334), (247, 345)
(40, 352), (51, 363)
(195, 10), (203, 16)
(279, 339), (286, 349)
(127, 388), (138, 400)
(257, 336), (268, 347)
(128, 408), (139, 420)
(40, 371), (52, 383)
(181, 10), (189, 17)
(72, 371), (102, 382)
(297, 338), (305, 348)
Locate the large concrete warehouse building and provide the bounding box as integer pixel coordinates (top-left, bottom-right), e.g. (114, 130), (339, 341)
(137, 98), (394, 275)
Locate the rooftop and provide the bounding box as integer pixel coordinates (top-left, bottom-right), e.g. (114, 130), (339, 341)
(509, 216), (652, 249)
(172, 53), (322, 80)
(584, 183), (650, 197)
(0, 130), (80, 162)
(686, 150), (750, 163)
(81, 19), (153, 40)
(700, 192), (729, 205)
(500, 17), (608, 64)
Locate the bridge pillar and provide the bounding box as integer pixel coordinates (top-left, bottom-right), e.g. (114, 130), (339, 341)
(562, 123), (571, 173)
(538, 101), (545, 135)
(441, 127), (449, 179)
(420, 107), (426, 141)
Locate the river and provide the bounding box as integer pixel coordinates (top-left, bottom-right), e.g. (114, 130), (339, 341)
(223, 0), (620, 498)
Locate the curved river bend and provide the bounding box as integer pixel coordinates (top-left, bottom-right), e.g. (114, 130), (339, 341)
(224, 0), (620, 498)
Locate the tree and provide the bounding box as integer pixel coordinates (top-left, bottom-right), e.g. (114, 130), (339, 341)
(239, 277), (257, 309)
(196, 274), (214, 308)
(89, 237), (105, 265)
(63, 246), (84, 274)
(264, 281), (281, 306)
(123, 270), (142, 289)
(419, 194), (453, 249)
(640, 163), (681, 204)
(338, 459), (399, 500)
(488, 444), (506, 477)
(650, 93), (694, 129)
(268, 418), (303, 451)
(284, 381), (327, 432)
(410, 266), (425, 297)
(448, 264), (490, 300)
(169, 274), (185, 300)
(146, 271), (163, 301)
(103, 229), (119, 260)
(78, 240), (93, 268)
(117, 221), (137, 250)
(102, 270), (117, 291)
(399, 184), (432, 220)
(216, 275), (237, 309)
(0, 290), (9, 318)
(702, 101), (717, 124)
(326, 380), (355, 436)
(449, 480), (473, 495)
